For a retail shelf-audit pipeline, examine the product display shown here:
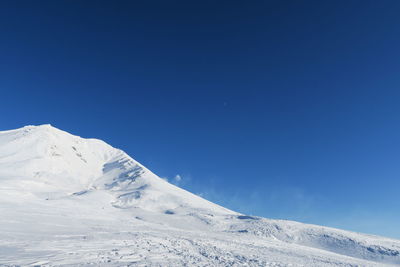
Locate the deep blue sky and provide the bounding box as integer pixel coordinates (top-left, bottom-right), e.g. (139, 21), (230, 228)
(1, 1), (400, 238)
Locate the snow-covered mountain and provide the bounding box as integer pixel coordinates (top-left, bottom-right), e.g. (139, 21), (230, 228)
(0, 125), (399, 266)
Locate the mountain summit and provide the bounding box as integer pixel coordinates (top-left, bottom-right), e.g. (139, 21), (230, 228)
(0, 124), (231, 214)
(1, 125), (399, 266)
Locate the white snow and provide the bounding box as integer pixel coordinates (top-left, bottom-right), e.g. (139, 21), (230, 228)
(0, 124), (399, 266)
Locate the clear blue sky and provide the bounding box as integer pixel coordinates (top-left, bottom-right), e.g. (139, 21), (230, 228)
(1, 1), (400, 238)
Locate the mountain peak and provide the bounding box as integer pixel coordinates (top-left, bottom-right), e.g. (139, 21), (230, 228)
(0, 124), (232, 215)
(1, 125), (400, 266)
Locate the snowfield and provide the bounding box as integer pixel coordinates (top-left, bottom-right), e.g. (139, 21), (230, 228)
(0, 125), (399, 266)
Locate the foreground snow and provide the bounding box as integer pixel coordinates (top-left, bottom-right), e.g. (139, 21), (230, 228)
(0, 125), (399, 266)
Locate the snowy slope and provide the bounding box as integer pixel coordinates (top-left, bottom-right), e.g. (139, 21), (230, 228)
(0, 125), (399, 266)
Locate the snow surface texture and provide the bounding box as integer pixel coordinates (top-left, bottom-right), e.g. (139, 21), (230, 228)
(0, 125), (399, 267)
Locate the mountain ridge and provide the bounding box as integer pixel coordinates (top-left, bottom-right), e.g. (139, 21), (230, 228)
(0, 124), (233, 214)
(0, 125), (399, 266)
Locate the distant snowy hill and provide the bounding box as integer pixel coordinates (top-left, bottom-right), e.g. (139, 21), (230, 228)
(0, 125), (399, 266)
